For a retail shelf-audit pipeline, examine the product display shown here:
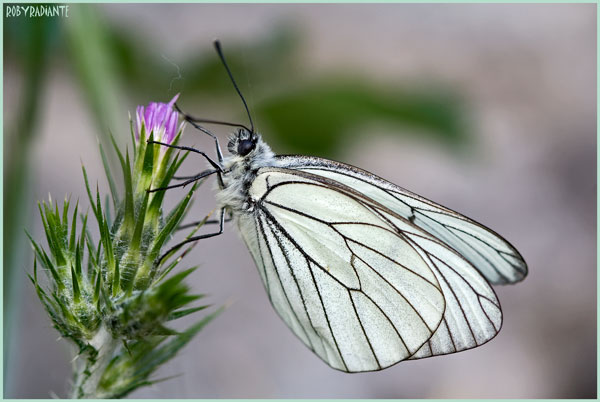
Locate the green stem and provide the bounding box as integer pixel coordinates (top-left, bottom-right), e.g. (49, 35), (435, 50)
(71, 325), (119, 399)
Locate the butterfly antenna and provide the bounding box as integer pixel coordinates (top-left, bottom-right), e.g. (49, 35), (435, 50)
(214, 40), (255, 133)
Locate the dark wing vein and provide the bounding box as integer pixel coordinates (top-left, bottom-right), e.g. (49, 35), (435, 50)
(351, 252), (436, 334)
(277, 160), (527, 284)
(260, 202), (356, 290)
(431, 254), (501, 331)
(362, 198), (502, 358)
(429, 255), (478, 344)
(355, 290), (411, 357)
(259, 208), (349, 371)
(264, 199), (440, 291)
(348, 290), (381, 370)
(415, 211), (508, 282)
(443, 318), (458, 352)
(445, 221), (526, 270)
(261, 195), (445, 359)
(263, 199), (442, 332)
(253, 214), (271, 299)
(259, 216), (316, 352)
(266, 217), (329, 357)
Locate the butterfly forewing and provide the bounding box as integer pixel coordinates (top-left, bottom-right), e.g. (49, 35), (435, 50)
(275, 155), (527, 285)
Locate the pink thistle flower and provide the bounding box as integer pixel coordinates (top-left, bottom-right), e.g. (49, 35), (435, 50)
(135, 94), (182, 144)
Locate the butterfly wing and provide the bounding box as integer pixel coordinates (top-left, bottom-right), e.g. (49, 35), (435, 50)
(276, 155), (528, 285)
(375, 210), (503, 360)
(237, 167), (501, 371)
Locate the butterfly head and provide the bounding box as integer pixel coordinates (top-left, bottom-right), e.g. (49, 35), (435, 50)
(227, 128), (258, 157)
(223, 127), (275, 174)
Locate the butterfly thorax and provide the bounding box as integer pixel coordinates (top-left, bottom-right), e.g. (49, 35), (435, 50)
(216, 131), (277, 214)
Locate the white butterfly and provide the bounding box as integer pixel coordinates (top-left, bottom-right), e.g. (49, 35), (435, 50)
(155, 41), (527, 373)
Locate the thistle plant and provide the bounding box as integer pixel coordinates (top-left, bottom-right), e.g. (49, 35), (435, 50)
(28, 95), (220, 398)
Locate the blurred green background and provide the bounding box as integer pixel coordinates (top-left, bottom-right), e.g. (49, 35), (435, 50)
(3, 3), (596, 398)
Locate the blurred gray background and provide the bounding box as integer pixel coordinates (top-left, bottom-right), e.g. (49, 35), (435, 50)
(4, 3), (596, 398)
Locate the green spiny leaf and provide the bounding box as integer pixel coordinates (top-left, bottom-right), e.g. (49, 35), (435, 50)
(38, 202), (66, 267)
(122, 148), (135, 234)
(44, 202), (68, 266)
(130, 185), (149, 252)
(33, 256), (39, 283)
(99, 139), (119, 210)
(74, 243), (83, 277)
(71, 266), (81, 303)
(129, 116), (137, 153)
(26, 231), (47, 264)
(27, 233), (54, 274)
(95, 238), (103, 276)
(145, 183), (197, 272)
(150, 325), (179, 336)
(157, 267), (196, 289)
(162, 180), (198, 228)
(167, 305), (209, 321)
(85, 234), (99, 279)
(133, 123), (147, 175)
(93, 269), (102, 304)
(109, 130), (127, 177)
(171, 294), (203, 312)
(41, 247), (63, 291)
(79, 212), (90, 278)
(100, 286), (114, 311)
(151, 200), (206, 284)
(82, 164), (100, 221)
(109, 131), (134, 236)
(131, 307), (223, 378)
(51, 292), (75, 324)
(96, 185), (115, 276)
(104, 194), (112, 229)
(113, 258), (120, 297)
(62, 196), (70, 236)
(119, 252), (141, 295)
(147, 151), (189, 218)
(138, 129), (155, 194)
(152, 130), (182, 185)
(69, 200), (79, 254)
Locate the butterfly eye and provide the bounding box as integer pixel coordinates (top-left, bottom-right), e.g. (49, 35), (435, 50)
(237, 139), (255, 156)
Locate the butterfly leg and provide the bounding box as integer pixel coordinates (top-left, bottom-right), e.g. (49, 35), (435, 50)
(148, 140), (224, 187)
(172, 169), (215, 180)
(175, 104), (224, 163)
(147, 169), (218, 193)
(177, 209), (232, 230)
(156, 208), (226, 266)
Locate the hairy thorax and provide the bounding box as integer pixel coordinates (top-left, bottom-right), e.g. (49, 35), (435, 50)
(215, 136), (277, 215)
